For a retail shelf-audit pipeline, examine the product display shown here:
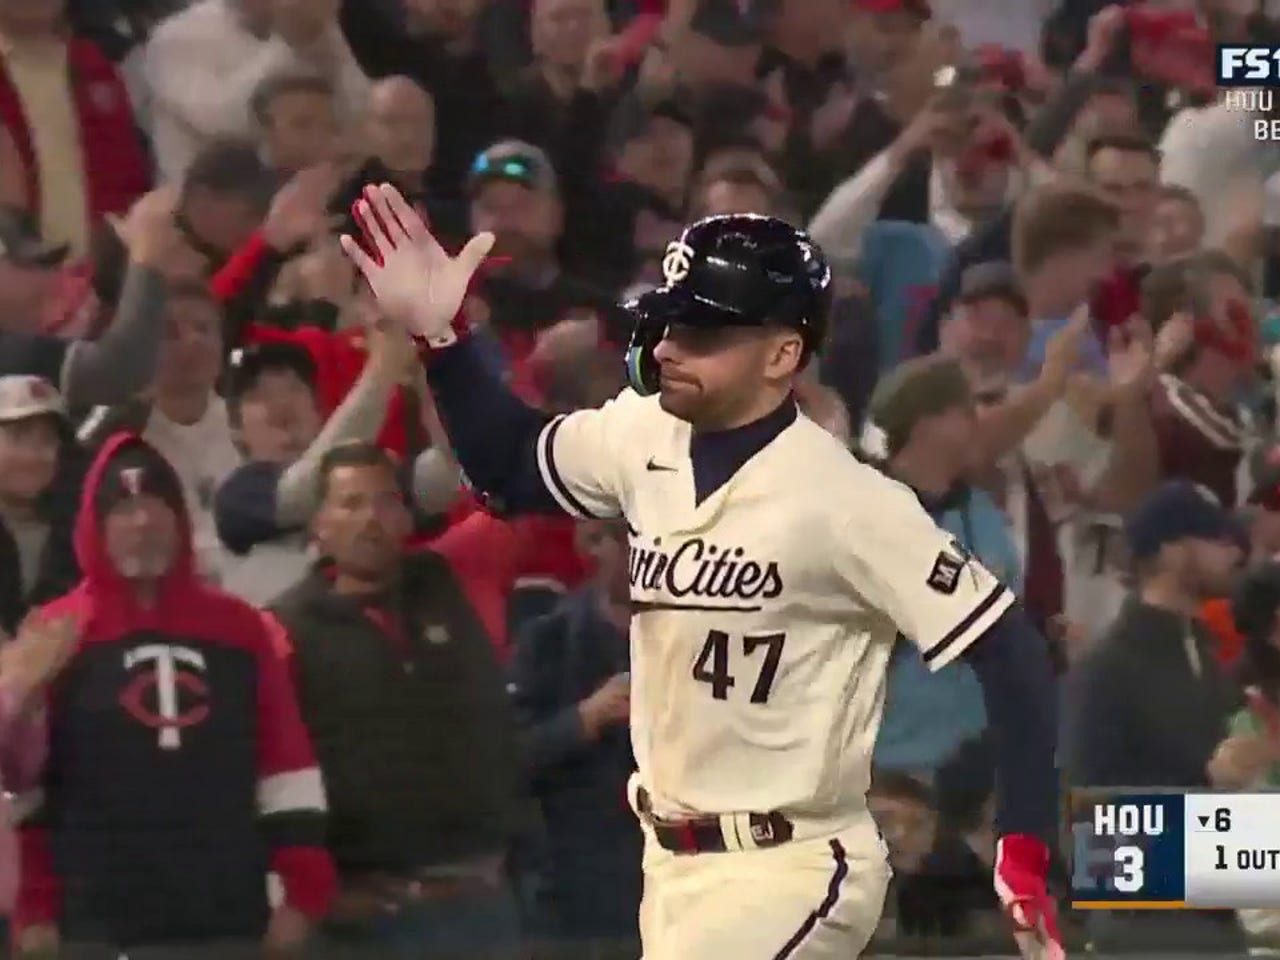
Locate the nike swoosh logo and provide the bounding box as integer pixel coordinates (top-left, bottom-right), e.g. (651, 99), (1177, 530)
(646, 458), (677, 472)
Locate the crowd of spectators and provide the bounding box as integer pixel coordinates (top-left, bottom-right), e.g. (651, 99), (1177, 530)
(2, 0), (1280, 956)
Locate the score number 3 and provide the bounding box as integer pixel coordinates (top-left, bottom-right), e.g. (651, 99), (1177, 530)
(1114, 845), (1145, 893)
(692, 630), (786, 704)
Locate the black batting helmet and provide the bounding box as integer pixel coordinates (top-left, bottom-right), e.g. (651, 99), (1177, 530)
(623, 214), (832, 396)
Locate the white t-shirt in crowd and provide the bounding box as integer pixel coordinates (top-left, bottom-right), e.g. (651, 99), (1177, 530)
(1020, 397), (1126, 641)
(142, 396), (243, 583)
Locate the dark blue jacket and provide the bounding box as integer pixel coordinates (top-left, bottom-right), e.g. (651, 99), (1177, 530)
(507, 589), (641, 941)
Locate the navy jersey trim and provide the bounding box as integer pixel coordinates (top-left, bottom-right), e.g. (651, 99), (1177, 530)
(921, 584), (1008, 665)
(772, 839), (849, 958)
(539, 416), (600, 519)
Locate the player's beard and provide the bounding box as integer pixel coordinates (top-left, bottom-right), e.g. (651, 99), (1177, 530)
(657, 373), (704, 422)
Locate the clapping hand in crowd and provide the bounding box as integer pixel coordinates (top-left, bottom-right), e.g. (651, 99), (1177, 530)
(108, 184), (205, 281)
(4, 615), (79, 959)
(1153, 311), (1196, 372)
(0, 614), (80, 708)
(1106, 316), (1157, 401)
(263, 901), (313, 958)
(1039, 304), (1092, 395)
(263, 163), (344, 253)
(809, 80), (859, 154)
(580, 35), (625, 94)
(1209, 688), (1280, 789)
(1074, 4), (1126, 73)
(578, 672), (631, 740)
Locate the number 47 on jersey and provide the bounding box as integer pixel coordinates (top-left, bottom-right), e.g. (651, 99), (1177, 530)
(692, 630), (787, 704)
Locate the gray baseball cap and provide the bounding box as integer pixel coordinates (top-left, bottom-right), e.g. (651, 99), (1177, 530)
(468, 140), (558, 195)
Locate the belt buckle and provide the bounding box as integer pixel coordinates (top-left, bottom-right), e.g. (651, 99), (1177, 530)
(748, 812), (794, 847)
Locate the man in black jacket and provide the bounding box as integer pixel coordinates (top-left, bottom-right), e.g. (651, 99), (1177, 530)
(508, 518), (640, 957)
(269, 442), (525, 960)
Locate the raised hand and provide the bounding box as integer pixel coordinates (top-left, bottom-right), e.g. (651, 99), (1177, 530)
(262, 164), (343, 253)
(0, 613), (80, 705)
(339, 183), (494, 344)
(1040, 305), (1092, 392)
(1107, 315), (1156, 399)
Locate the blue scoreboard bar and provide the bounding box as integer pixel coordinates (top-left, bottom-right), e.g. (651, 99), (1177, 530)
(1070, 791), (1186, 909)
(1070, 789), (1280, 910)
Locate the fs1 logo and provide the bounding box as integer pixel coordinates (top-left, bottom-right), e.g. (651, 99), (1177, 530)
(1218, 45), (1280, 86)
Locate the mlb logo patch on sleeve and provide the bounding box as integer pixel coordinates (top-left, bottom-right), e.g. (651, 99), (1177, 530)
(927, 551), (965, 594)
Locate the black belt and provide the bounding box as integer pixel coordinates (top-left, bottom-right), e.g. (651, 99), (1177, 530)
(636, 786), (795, 854)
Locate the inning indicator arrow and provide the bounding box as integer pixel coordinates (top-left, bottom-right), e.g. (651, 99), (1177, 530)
(1198, 815), (1210, 827)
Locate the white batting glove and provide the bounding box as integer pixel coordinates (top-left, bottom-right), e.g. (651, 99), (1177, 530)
(339, 182), (494, 347)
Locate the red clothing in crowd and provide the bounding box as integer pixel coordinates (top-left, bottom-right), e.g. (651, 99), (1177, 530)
(243, 321), (422, 454)
(14, 435), (336, 940)
(1201, 598), (1247, 669)
(431, 495), (590, 658)
(0, 685), (45, 914)
(212, 231), (450, 457)
(1089, 264), (1144, 336)
(211, 234), (592, 658)
(0, 38), (149, 227)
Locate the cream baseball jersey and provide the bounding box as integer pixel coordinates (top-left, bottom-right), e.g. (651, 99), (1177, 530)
(536, 389), (1014, 820)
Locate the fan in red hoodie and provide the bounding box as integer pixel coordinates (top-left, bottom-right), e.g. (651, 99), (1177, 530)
(12, 434), (335, 958)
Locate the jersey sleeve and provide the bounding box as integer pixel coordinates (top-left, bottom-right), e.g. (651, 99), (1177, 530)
(837, 476), (1014, 671)
(534, 390), (643, 520)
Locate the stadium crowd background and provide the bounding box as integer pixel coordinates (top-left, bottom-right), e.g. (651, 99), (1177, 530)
(3, 0), (1280, 956)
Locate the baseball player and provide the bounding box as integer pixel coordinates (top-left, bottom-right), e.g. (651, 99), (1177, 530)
(341, 184), (1062, 960)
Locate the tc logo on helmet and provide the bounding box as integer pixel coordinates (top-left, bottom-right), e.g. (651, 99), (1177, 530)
(662, 240), (694, 285)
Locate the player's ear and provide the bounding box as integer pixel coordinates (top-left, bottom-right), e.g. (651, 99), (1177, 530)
(765, 331), (804, 380)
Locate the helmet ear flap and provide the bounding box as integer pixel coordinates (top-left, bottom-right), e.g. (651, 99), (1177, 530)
(625, 319), (664, 396)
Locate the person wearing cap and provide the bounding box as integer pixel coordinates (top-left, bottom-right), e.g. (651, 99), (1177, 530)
(467, 139), (626, 351)
(77, 282), (242, 583)
(0, 187), (184, 410)
(215, 325), (459, 608)
(1064, 481), (1247, 950)
(864, 355), (1021, 775)
(0, 375), (80, 636)
(346, 190), (1070, 959)
(11, 433), (336, 958)
(1066, 481), (1243, 789)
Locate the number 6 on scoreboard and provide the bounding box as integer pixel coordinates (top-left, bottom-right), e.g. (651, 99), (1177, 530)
(1114, 845), (1145, 893)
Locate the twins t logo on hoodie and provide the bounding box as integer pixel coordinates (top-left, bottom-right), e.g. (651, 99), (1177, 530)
(119, 466), (144, 497)
(119, 644), (210, 750)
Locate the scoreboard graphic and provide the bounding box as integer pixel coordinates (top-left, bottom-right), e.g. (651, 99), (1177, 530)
(1069, 789), (1280, 909)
